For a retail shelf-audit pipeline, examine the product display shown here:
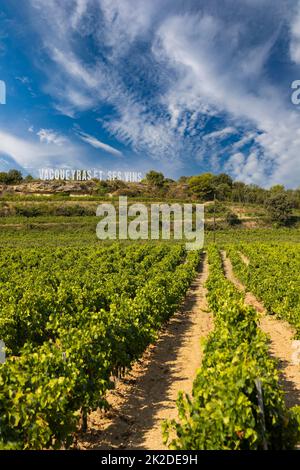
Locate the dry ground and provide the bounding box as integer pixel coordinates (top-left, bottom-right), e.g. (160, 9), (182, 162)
(221, 250), (300, 408)
(77, 253), (213, 450)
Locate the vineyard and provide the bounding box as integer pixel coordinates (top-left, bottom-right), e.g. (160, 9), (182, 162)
(0, 243), (199, 449)
(164, 246), (300, 450)
(227, 244), (300, 336)
(0, 230), (300, 450)
(1, 0), (300, 457)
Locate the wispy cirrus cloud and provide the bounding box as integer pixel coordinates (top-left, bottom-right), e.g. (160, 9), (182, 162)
(0, 129), (82, 170)
(3, 0), (300, 185)
(37, 128), (67, 146)
(203, 128), (237, 142)
(77, 131), (122, 157)
(290, 0), (300, 64)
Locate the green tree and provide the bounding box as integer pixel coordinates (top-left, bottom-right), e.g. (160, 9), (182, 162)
(265, 192), (293, 226)
(24, 174), (34, 182)
(269, 184), (285, 194)
(286, 189), (300, 209)
(213, 173), (233, 187)
(0, 172), (8, 184)
(178, 176), (189, 183)
(215, 183), (231, 201)
(145, 170), (165, 188)
(6, 169), (23, 184)
(232, 181), (246, 203)
(188, 173), (215, 201)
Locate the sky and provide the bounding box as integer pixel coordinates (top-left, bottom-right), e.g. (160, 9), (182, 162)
(0, 0), (300, 187)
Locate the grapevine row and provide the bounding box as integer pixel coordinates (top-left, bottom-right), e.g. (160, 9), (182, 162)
(227, 243), (300, 336)
(163, 246), (300, 450)
(0, 244), (199, 449)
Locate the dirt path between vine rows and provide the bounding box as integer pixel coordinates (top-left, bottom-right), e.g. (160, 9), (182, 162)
(77, 253), (212, 450)
(221, 250), (300, 408)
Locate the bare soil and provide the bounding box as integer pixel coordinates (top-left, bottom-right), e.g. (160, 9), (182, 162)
(238, 251), (250, 266)
(221, 250), (300, 408)
(77, 253), (213, 450)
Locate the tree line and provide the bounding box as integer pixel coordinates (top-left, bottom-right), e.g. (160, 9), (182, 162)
(145, 170), (300, 207)
(144, 171), (299, 226)
(0, 168), (299, 225)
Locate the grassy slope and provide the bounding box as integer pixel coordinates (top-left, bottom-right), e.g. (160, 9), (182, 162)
(0, 196), (299, 248)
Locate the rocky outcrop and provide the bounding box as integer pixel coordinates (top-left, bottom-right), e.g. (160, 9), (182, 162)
(3, 180), (98, 195)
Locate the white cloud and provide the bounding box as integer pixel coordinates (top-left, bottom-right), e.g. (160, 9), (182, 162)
(203, 127), (236, 141)
(290, 1), (300, 64)
(24, 0), (300, 186)
(37, 129), (67, 146)
(16, 76), (30, 85)
(77, 131), (123, 156)
(153, 11), (300, 187)
(0, 129), (83, 171)
(224, 151), (270, 185)
(71, 0), (89, 29)
(98, 0), (160, 55)
(230, 132), (257, 152)
(50, 47), (100, 89)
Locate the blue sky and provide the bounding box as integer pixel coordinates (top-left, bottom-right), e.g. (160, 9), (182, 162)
(0, 0), (300, 187)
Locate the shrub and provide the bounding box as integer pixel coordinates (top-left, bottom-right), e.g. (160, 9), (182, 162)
(265, 192), (293, 226)
(226, 211), (241, 226)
